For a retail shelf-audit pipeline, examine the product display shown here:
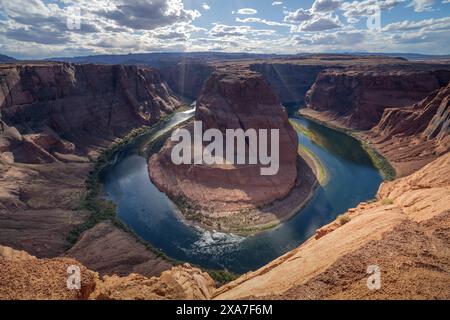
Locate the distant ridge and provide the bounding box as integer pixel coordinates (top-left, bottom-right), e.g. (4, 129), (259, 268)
(0, 54), (17, 63)
(345, 52), (450, 61)
(46, 52), (287, 68)
(46, 52), (450, 66)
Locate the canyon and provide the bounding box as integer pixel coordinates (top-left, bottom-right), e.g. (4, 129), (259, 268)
(1, 54), (450, 300)
(0, 62), (182, 276)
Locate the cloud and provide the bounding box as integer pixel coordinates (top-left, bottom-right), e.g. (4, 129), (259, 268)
(295, 14), (343, 31)
(341, 0), (405, 23)
(383, 16), (450, 31)
(0, 0), (203, 55)
(407, 0), (435, 12)
(97, 0), (200, 30)
(202, 3), (211, 11)
(294, 30), (365, 45)
(208, 24), (275, 37)
(236, 17), (290, 27)
(236, 8), (258, 15)
(272, 1), (283, 5)
(4, 26), (71, 45)
(312, 0), (342, 12)
(284, 9), (314, 23)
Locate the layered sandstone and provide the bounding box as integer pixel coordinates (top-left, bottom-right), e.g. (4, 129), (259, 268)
(366, 82), (450, 176)
(306, 69), (450, 130)
(213, 152), (450, 300)
(148, 70), (299, 232)
(65, 221), (171, 278)
(0, 245), (98, 300)
(0, 62), (181, 163)
(0, 245), (215, 300)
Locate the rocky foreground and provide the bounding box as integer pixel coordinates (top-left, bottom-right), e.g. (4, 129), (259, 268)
(148, 69), (304, 233)
(1, 151), (449, 300)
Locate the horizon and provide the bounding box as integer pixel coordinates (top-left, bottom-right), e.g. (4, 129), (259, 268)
(0, 0), (449, 60)
(2, 50), (450, 62)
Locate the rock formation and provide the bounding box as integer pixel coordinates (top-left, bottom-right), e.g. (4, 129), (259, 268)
(305, 69), (450, 130)
(148, 70), (298, 231)
(0, 245), (215, 300)
(366, 82), (450, 176)
(0, 245), (98, 300)
(0, 62), (181, 163)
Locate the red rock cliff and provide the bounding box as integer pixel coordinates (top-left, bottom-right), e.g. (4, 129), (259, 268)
(148, 70), (298, 224)
(0, 62), (181, 163)
(367, 82), (450, 176)
(306, 69), (450, 130)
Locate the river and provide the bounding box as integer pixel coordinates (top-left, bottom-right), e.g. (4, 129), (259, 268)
(101, 107), (382, 274)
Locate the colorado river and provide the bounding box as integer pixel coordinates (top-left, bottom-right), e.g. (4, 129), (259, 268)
(101, 107), (383, 274)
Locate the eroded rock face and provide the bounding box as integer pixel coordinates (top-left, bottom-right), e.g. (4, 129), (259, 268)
(149, 70), (298, 218)
(92, 264), (215, 300)
(306, 69), (450, 130)
(0, 245), (98, 300)
(65, 221), (172, 278)
(0, 245), (215, 300)
(368, 82), (450, 176)
(0, 62), (182, 163)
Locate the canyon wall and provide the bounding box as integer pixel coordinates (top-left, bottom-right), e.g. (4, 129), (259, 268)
(0, 62), (182, 163)
(306, 69), (450, 130)
(0, 63), (181, 276)
(366, 83), (450, 177)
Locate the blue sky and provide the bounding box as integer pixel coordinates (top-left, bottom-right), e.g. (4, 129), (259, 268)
(0, 0), (449, 59)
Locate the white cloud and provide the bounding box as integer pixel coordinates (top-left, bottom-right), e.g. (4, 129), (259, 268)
(236, 17), (290, 27)
(208, 24), (275, 38)
(236, 8), (258, 15)
(284, 4), (342, 32)
(272, 1), (283, 5)
(294, 14), (343, 31)
(341, 0), (405, 23)
(294, 30), (365, 45)
(312, 0), (342, 12)
(383, 16), (450, 31)
(284, 9), (314, 23)
(202, 3), (210, 11)
(96, 0), (201, 30)
(407, 0), (435, 12)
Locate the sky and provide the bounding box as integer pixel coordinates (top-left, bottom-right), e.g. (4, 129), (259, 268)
(0, 0), (449, 59)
